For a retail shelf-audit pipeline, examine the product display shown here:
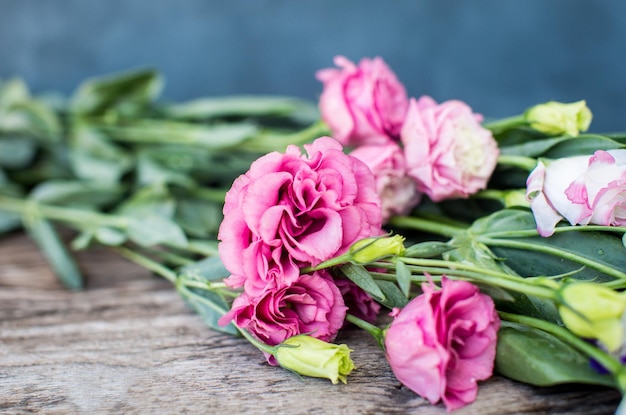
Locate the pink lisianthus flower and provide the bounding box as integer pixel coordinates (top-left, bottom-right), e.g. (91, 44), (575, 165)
(218, 137), (382, 292)
(350, 142), (421, 223)
(526, 149), (626, 237)
(218, 271), (347, 364)
(316, 56), (409, 146)
(384, 277), (500, 412)
(401, 96), (499, 202)
(334, 277), (381, 325)
(223, 239), (301, 297)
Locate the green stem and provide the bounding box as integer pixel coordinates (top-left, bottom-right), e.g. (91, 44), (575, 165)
(242, 120), (330, 153)
(194, 187), (227, 203)
(478, 236), (626, 281)
(474, 189), (508, 201)
(345, 314), (385, 350)
(237, 327), (276, 355)
(372, 258), (557, 300)
(177, 277), (240, 297)
(387, 216), (465, 238)
(0, 196), (128, 229)
(499, 311), (625, 390)
(497, 154), (538, 171)
(483, 224), (626, 239)
(179, 240), (220, 256)
(302, 253), (350, 274)
(483, 115), (526, 133)
(143, 247), (195, 266)
(114, 246), (177, 284)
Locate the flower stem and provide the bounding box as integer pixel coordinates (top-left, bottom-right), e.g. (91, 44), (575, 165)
(483, 115), (526, 133)
(499, 311), (626, 391)
(0, 196), (128, 229)
(244, 120), (331, 153)
(346, 314), (385, 350)
(302, 253), (350, 274)
(114, 246), (177, 284)
(387, 215), (465, 238)
(478, 236), (626, 281)
(237, 327), (276, 355)
(497, 154), (538, 171)
(372, 258), (558, 300)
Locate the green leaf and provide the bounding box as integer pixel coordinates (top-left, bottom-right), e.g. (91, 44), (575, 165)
(104, 120), (258, 149)
(499, 136), (570, 158)
(163, 95), (317, 120)
(24, 217), (83, 290)
(127, 214), (188, 248)
(0, 102), (61, 142)
(339, 263), (385, 302)
(543, 134), (625, 158)
(136, 152), (196, 187)
(496, 322), (616, 388)
(69, 124), (133, 184)
(0, 78), (30, 106)
(179, 256), (230, 282)
(30, 180), (124, 208)
(0, 211), (20, 234)
(178, 284), (238, 336)
(375, 280), (408, 309)
(395, 260), (411, 298)
(117, 185), (176, 218)
(0, 137), (37, 168)
(404, 241), (454, 258)
(70, 68), (162, 115)
(95, 226), (127, 246)
(469, 208), (536, 235)
(175, 198), (222, 238)
(473, 210), (626, 282)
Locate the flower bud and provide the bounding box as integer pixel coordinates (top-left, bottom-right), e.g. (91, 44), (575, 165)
(524, 100), (592, 137)
(350, 235), (406, 264)
(558, 282), (626, 351)
(274, 335), (355, 384)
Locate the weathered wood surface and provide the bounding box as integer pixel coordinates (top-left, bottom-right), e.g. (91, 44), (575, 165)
(0, 232), (620, 415)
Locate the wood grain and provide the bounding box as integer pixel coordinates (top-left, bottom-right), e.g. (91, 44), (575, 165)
(0, 233), (620, 414)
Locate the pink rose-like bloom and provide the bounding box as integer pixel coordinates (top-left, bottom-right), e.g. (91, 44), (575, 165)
(526, 149), (626, 237)
(218, 271), (347, 364)
(401, 96), (499, 202)
(218, 137), (382, 294)
(316, 56), (409, 146)
(384, 277), (500, 412)
(334, 277), (381, 325)
(350, 142), (421, 222)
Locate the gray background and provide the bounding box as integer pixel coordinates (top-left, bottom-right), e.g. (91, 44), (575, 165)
(1, 0), (624, 130)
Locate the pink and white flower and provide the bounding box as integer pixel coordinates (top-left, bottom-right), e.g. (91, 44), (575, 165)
(401, 96), (499, 202)
(526, 149), (626, 237)
(350, 142), (421, 222)
(317, 56), (409, 146)
(384, 277), (500, 412)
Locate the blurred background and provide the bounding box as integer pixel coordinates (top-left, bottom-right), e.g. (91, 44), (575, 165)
(1, 0), (624, 130)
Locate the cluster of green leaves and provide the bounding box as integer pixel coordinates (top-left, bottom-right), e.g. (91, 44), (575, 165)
(0, 69), (322, 290)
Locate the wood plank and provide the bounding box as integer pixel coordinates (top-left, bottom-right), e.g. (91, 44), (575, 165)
(0, 233), (620, 414)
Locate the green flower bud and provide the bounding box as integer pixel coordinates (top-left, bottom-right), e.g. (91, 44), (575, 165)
(524, 100), (592, 137)
(350, 235), (406, 264)
(558, 282), (626, 351)
(274, 335), (355, 384)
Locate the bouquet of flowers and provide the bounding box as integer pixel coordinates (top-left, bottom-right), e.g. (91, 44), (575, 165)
(1, 56), (625, 413)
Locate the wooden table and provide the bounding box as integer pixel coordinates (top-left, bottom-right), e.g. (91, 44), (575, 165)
(0, 232), (621, 414)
